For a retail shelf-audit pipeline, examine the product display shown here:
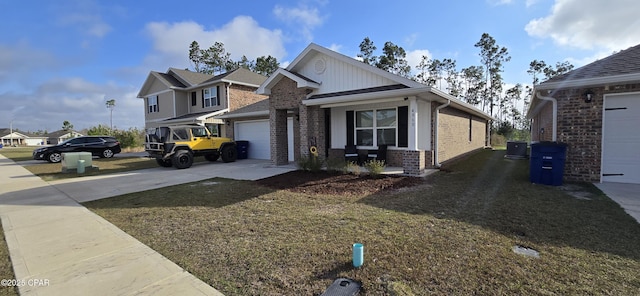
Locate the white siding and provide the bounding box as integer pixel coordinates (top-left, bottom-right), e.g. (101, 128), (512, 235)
(330, 100), (431, 150)
(298, 52), (396, 94)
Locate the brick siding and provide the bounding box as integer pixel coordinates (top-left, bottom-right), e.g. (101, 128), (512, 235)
(228, 84), (268, 111)
(538, 83), (640, 182)
(436, 105), (488, 163)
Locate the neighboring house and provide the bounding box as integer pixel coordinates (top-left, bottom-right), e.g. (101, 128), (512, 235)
(46, 130), (84, 145)
(0, 129), (49, 146)
(220, 43), (492, 175)
(0, 128), (28, 146)
(136, 67), (268, 137)
(527, 44), (640, 185)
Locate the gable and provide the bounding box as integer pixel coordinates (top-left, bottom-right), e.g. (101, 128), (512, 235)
(294, 51), (398, 95)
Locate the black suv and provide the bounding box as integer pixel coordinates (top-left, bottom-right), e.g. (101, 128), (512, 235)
(33, 136), (122, 163)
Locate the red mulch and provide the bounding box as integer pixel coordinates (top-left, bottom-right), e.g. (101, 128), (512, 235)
(256, 170), (425, 196)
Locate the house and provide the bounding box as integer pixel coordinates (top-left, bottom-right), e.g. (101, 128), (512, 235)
(527, 43), (640, 184)
(0, 128), (28, 146)
(136, 67), (268, 137)
(45, 130), (84, 145)
(220, 43), (492, 175)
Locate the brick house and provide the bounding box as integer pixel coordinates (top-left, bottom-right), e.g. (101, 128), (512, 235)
(220, 43), (492, 175)
(137, 67), (267, 137)
(527, 44), (640, 184)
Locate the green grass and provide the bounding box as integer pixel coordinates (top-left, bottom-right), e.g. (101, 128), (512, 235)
(0, 147), (34, 162)
(84, 150), (640, 295)
(23, 157), (158, 181)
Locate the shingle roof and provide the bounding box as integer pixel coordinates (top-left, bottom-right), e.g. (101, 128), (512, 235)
(543, 43), (640, 84)
(202, 68), (268, 86)
(45, 129), (80, 138)
(169, 68), (217, 86)
(224, 98), (270, 115)
(155, 72), (186, 88)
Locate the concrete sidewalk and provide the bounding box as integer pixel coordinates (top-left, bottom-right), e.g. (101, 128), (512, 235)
(595, 182), (640, 224)
(0, 156), (294, 295)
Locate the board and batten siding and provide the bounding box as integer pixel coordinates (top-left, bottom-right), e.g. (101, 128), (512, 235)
(296, 52), (397, 94)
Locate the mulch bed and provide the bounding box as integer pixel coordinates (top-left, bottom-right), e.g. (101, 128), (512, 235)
(256, 170), (425, 196)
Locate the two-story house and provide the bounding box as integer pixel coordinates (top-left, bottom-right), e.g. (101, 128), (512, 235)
(137, 67), (267, 137)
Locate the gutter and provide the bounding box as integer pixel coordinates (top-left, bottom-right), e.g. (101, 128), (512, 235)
(433, 99), (451, 167)
(535, 92), (557, 142)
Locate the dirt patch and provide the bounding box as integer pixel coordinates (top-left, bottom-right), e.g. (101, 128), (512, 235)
(256, 170), (425, 196)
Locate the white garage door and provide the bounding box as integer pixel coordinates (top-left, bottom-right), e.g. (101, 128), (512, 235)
(235, 119), (294, 161)
(602, 93), (640, 184)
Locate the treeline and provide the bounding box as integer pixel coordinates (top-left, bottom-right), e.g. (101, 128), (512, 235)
(188, 41), (280, 76)
(84, 125), (145, 149)
(356, 33), (574, 137)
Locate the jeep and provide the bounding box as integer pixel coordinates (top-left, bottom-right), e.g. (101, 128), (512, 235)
(144, 125), (237, 169)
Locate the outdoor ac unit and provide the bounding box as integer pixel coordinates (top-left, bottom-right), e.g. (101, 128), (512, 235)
(61, 152), (92, 169)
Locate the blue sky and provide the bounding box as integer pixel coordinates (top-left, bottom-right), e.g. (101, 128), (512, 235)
(2, 0), (639, 132)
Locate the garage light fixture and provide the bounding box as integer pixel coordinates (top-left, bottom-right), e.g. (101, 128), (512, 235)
(584, 89), (595, 103)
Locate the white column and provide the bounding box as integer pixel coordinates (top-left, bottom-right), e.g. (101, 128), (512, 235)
(408, 97), (418, 150)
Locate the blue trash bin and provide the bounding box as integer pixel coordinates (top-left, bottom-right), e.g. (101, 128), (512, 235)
(236, 141), (249, 159)
(530, 142), (567, 186)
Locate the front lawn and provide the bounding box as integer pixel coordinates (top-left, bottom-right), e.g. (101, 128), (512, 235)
(84, 149), (640, 295)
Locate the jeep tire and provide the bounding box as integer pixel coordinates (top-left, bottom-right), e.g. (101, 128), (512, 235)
(172, 150), (194, 169)
(220, 145), (237, 163)
(156, 158), (173, 167)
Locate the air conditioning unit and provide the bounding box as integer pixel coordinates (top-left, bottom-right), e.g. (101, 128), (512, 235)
(505, 141), (528, 159)
(61, 152), (94, 173)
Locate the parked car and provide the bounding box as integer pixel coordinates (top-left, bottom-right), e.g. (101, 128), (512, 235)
(33, 136), (121, 163)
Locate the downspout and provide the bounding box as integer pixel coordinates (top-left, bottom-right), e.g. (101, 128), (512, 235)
(535, 92), (557, 142)
(434, 99), (451, 167)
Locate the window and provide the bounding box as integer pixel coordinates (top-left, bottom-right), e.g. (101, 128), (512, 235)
(205, 124), (219, 137)
(148, 95), (158, 113)
(355, 108), (396, 146)
(203, 87), (219, 107)
(191, 127), (208, 137)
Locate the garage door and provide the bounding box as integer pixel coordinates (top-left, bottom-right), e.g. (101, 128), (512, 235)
(602, 93), (640, 184)
(234, 119), (294, 161)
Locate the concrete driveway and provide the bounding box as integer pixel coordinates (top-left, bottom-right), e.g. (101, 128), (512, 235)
(595, 182), (640, 224)
(49, 159), (296, 203)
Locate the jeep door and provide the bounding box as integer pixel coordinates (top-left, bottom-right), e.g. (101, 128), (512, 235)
(190, 127), (213, 151)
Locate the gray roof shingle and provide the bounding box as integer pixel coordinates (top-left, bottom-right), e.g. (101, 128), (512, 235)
(543, 43), (640, 84)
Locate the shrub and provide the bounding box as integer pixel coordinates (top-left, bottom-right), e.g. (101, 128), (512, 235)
(346, 161), (361, 175)
(364, 159), (386, 177)
(326, 157), (347, 173)
(297, 154), (324, 172)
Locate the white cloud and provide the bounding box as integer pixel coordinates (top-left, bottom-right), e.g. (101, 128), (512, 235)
(525, 0), (640, 51)
(1, 77), (143, 132)
(406, 49), (433, 71)
(143, 16), (287, 71)
(328, 43), (342, 53)
(273, 4), (325, 41)
(487, 0), (513, 5)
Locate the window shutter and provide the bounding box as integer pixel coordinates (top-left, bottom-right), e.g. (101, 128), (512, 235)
(191, 92), (197, 106)
(202, 90), (205, 107)
(346, 111), (354, 146)
(398, 106), (408, 148)
(216, 85), (221, 106)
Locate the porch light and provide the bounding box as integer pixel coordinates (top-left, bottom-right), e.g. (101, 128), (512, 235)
(584, 89), (594, 103)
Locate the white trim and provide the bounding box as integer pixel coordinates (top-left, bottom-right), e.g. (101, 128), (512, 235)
(535, 92), (557, 142)
(303, 87), (430, 106)
(257, 68), (320, 95)
(218, 110), (270, 119)
(600, 91), (640, 183)
(287, 43), (425, 89)
(320, 97), (404, 108)
(537, 73), (640, 90)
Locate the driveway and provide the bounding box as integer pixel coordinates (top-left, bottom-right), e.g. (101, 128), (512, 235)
(48, 159), (296, 203)
(595, 182), (640, 224)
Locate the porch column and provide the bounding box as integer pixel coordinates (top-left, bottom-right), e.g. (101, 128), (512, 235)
(270, 108), (289, 165)
(408, 97), (419, 150)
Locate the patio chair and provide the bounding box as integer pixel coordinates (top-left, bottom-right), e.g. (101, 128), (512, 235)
(367, 144), (388, 163)
(344, 145), (359, 163)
